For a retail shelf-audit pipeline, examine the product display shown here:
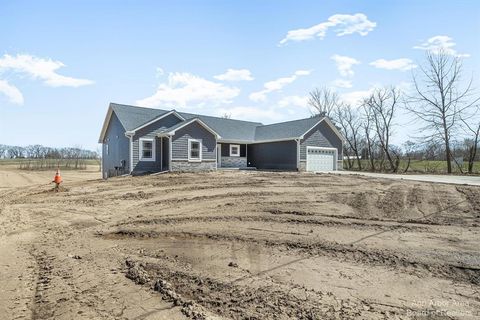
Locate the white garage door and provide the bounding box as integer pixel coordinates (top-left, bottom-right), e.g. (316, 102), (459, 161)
(306, 147), (336, 172)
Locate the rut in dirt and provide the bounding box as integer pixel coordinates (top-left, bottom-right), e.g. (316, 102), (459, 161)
(105, 229), (480, 286)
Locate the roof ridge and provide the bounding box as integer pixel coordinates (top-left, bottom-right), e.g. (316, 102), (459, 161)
(179, 111), (263, 125)
(110, 102), (263, 125)
(110, 102), (166, 110)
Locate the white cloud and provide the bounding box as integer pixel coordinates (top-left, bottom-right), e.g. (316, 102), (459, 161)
(340, 82), (411, 106)
(136, 72), (240, 108)
(0, 54), (94, 87)
(331, 55), (360, 77)
(278, 95), (309, 109)
(413, 35), (469, 58)
(214, 69), (254, 81)
(370, 58), (417, 71)
(340, 87), (376, 106)
(0, 80), (24, 105)
(249, 70), (311, 102)
(279, 13), (376, 45)
(332, 79), (353, 88)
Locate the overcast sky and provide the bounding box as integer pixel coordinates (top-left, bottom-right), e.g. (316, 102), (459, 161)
(1, 0), (479, 150)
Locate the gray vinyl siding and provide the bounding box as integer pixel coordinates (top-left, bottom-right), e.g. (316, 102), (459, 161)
(300, 121), (343, 160)
(172, 122), (216, 160)
(102, 112), (130, 177)
(247, 140), (297, 170)
(132, 113), (182, 172)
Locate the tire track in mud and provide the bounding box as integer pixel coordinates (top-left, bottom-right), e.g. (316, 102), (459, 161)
(143, 190), (284, 207)
(114, 213), (428, 233)
(124, 258), (393, 320)
(30, 250), (55, 320)
(105, 229), (480, 286)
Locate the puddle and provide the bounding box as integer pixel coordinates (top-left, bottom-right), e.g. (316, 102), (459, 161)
(145, 234), (275, 275)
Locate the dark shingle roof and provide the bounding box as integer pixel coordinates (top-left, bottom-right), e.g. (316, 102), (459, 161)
(178, 112), (261, 141)
(106, 103), (329, 142)
(254, 115), (324, 141)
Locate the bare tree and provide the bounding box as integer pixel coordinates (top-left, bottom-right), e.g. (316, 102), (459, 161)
(361, 104), (378, 171)
(0, 144), (6, 159)
(461, 106), (480, 173)
(308, 87), (340, 117)
(363, 87), (400, 172)
(7, 146), (25, 158)
(221, 113), (232, 119)
(334, 104), (363, 170)
(406, 50), (479, 173)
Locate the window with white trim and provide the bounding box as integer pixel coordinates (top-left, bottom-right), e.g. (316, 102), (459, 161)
(139, 138), (155, 161)
(230, 144), (240, 157)
(188, 139), (202, 161)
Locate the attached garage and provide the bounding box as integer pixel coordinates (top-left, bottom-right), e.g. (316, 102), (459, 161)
(247, 140), (297, 170)
(306, 147), (337, 172)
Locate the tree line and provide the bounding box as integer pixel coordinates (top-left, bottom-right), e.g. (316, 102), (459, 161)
(0, 144), (98, 160)
(0, 144), (99, 170)
(309, 50), (480, 174)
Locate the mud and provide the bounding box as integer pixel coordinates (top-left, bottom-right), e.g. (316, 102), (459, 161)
(0, 171), (479, 319)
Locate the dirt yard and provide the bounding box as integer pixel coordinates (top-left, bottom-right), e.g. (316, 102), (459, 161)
(0, 171), (479, 319)
(0, 164), (101, 189)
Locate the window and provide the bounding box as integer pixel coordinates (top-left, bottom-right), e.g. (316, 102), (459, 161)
(105, 144), (109, 156)
(230, 144), (240, 157)
(139, 138), (155, 161)
(188, 139), (202, 161)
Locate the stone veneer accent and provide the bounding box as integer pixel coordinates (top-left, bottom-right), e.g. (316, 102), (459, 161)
(298, 160), (343, 171)
(299, 160), (307, 172)
(171, 160), (216, 172)
(220, 156), (247, 168)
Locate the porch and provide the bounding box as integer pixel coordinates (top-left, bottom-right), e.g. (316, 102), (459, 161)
(216, 143), (249, 169)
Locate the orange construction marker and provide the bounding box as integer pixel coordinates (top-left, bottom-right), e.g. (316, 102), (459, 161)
(53, 168), (62, 191)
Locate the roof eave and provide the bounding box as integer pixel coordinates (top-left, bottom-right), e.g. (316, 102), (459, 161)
(167, 118), (222, 139)
(128, 110), (185, 134)
(98, 105), (114, 143)
(298, 117), (344, 142)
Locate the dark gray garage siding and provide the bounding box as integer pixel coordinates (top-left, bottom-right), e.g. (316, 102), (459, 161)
(248, 140), (297, 170)
(300, 121), (343, 160)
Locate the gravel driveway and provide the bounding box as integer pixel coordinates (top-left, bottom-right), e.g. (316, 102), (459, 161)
(331, 170), (480, 186)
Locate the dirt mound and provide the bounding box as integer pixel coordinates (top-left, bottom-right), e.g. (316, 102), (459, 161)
(115, 191), (154, 200)
(329, 182), (478, 226)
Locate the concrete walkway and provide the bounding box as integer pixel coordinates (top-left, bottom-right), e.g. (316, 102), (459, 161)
(329, 170), (480, 186)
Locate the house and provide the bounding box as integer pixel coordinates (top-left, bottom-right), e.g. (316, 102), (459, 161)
(98, 103), (344, 178)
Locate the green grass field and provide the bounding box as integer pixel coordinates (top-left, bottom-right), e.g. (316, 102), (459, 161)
(344, 159), (480, 174)
(0, 158), (100, 170)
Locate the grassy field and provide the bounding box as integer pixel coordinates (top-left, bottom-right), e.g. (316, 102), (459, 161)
(0, 158), (100, 170)
(344, 159), (480, 174)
